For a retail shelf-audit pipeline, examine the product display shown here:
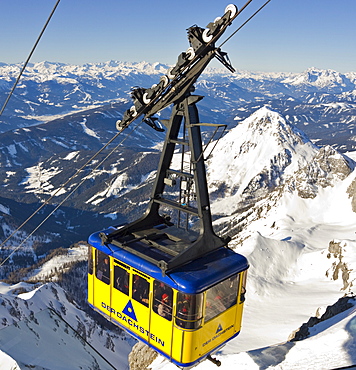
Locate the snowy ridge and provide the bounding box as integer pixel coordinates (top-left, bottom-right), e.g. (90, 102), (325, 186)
(207, 107), (318, 214)
(282, 67), (354, 91)
(149, 109), (356, 369)
(0, 282), (133, 369)
(0, 61), (170, 83)
(1, 62), (353, 89)
(27, 244), (88, 282)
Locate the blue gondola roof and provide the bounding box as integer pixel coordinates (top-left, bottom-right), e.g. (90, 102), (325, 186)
(89, 229), (248, 294)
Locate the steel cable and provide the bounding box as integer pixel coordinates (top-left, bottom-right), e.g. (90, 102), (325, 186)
(0, 0), (61, 117)
(0, 120), (142, 266)
(0, 0), (273, 263)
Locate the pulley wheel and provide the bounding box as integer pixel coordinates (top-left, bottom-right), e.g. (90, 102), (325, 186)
(225, 4), (238, 19)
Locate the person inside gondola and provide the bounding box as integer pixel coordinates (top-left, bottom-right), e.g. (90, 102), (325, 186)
(176, 296), (190, 328)
(158, 293), (172, 320)
(155, 281), (170, 299)
(132, 275), (149, 306)
(115, 265), (129, 295)
(97, 256), (110, 284)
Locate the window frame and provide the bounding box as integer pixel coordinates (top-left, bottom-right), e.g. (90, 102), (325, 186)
(153, 280), (173, 321)
(95, 250), (110, 285)
(204, 273), (240, 322)
(175, 292), (204, 329)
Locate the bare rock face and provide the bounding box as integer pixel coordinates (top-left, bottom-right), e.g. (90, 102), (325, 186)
(326, 240), (354, 291)
(295, 145), (353, 199)
(347, 177), (356, 212)
(129, 342), (158, 370)
(289, 295), (356, 341)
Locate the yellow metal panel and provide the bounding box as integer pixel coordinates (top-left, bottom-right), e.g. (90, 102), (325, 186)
(178, 307), (238, 365)
(130, 298), (151, 341)
(200, 308), (238, 354)
(150, 311), (173, 356)
(181, 330), (198, 364)
(93, 278), (111, 317)
(171, 326), (184, 363)
(87, 247), (94, 305)
(88, 273), (94, 305)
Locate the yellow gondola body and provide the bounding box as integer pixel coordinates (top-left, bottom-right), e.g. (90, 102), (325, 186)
(88, 228), (248, 368)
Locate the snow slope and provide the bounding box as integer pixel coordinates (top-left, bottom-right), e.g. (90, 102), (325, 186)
(0, 283), (133, 369)
(149, 109), (356, 369)
(151, 300), (356, 369)
(1, 107), (356, 369)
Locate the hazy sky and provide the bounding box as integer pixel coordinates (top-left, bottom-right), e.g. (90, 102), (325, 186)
(0, 0), (355, 73)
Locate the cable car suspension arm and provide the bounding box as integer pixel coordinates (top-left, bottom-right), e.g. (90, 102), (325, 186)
(115, 0), (260, 133)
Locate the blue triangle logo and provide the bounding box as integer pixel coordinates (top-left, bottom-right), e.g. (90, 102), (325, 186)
(122, 300), (137, 321)
(216, 324), (223, 334)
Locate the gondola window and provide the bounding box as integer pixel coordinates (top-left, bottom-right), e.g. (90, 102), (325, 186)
(132, 274), (149, 307)
(205, 274), (239, 322)
(114, 264), (129, 295)
(176, 292), (203, 329)
(153, 281), (173, 320)
(95, 250), (110, 285)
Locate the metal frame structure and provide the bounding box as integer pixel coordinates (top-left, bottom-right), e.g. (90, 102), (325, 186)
(99, 4), (241, 274)
(100, 92), (230, 274)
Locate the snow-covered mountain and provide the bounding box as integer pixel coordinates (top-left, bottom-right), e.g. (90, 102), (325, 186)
(206, 107), (318, 214)
(1, 62), (356, 152)
(282, 67), (355, 92)
(0, 281), (133, 369)
(1, 104), (356, 369)
(1, 61), (356, 369)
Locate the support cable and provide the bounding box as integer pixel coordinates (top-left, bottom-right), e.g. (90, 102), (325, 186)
(0, 0), (273, 263)
(0, 0), (61, 116)
(218, 0), (272, 49)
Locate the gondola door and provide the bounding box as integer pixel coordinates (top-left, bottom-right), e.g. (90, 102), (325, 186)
(127, 269), (152, 343)
(93, 250), (111, 318)
(150, 280), (174, 357)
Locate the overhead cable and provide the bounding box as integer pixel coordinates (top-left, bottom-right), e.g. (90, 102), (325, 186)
(218, 0), (272, 49)
(0, 120), (142, 266)
(0, 0), (61, 117)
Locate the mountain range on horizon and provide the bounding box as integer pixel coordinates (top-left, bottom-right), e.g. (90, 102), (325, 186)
(1, 61), (356, 153)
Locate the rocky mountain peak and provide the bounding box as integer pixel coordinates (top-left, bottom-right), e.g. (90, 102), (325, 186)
(294, 145), (355, 199)
(207, 106), (318, 214)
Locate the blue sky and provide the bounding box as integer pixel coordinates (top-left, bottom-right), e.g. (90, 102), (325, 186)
(0, 0), (355, 72)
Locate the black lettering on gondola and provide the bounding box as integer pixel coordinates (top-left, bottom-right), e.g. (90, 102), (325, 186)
(101, 302), (165, 347)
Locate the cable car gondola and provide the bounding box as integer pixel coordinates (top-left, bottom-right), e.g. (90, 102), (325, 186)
(88, 4), (249, 368)
(88, 227), (248, 368)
